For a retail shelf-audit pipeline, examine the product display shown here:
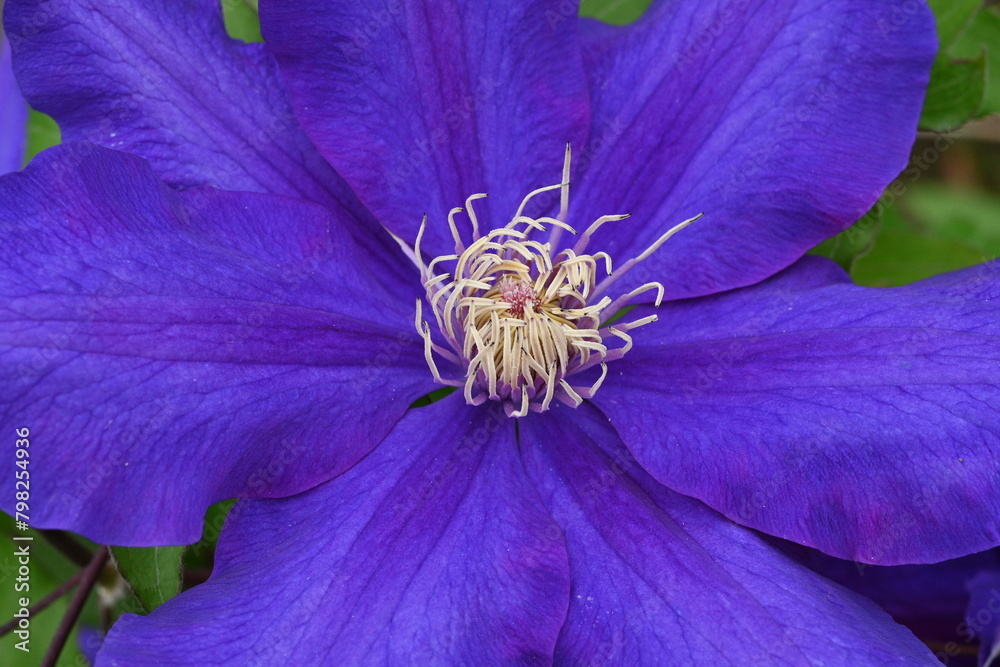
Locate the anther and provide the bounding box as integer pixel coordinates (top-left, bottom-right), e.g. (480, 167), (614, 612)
(398, 145), (700, 416)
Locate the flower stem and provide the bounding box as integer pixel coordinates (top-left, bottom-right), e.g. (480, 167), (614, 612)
(40, 530), (93, 567)
(40, 546), (109, 667)
(0, 568), (85, 637)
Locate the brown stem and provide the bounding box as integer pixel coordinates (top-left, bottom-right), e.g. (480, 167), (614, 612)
(40, 546), (109, 667)
(0, 567), (86, 637)
(39, 530), (93, 568)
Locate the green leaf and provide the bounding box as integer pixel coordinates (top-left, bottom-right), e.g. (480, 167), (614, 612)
(24, 110), (60, 165)
(852, 232), (985, 286)
(0, 518), (94, 665)
(410, 386), (458, 408)
(183, 498), (237, 571)
(850, 207), (986, 287)
(222, 0), (262, 43)
(919, 52), (986, 131)
(903, 182), (1000, 258)
(927, 0), (981, 49)
(579, 0), (652, 25)
(949, 8), (1000, 115)
(808, 206), (881, 272)
(111, 545), (185, 613)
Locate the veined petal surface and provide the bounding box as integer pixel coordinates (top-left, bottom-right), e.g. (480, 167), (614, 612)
(594, 257), (1000, 564)
(99, 398), (570, 665)
(260, 0), (590, 258)
(520, 403), (938, 665)
(0, 144), (435, 545)
(575, 0), (936, 301)
(3, 0), (406, 276)
(0, 36), (27, 174)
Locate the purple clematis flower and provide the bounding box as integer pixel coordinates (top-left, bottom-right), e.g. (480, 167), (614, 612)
(2, 0), (999, 663)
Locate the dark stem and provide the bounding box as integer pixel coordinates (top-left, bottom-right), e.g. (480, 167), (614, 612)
(101, 603), (113, 634)
(40, 546), (109, 667)
(183, 567), (212, 588)
(40, 530), (93, 568)
(0, 568), (86, 637)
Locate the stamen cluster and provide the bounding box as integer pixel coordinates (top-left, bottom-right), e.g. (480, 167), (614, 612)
(394, 146), (699, 417)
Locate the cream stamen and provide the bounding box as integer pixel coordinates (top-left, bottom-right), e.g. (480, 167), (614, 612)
(399, 144), (701, 417)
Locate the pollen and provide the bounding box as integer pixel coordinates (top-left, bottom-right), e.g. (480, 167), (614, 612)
(392, 144), (700, 417)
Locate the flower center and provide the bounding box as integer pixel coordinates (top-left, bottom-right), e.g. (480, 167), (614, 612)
(496, 277), (537, 318)
(393, 145), (700, 417)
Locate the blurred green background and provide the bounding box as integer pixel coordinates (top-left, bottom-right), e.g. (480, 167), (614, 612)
(3, 0), (1000, 664)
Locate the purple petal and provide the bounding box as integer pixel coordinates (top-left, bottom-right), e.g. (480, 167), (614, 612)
(0, 36), (28, 174)
(98, 398), (570, 664)
(573, 0), (936, 301)
(2, 0), (404, 272)
(966, 570), (1000, 666)
(260, 0), (590, 258)
(0, 144), (435, 545)
(593, 256), (1000, 564)
(520, 403), (938, 665)
(77, 626), (105, 664)
(781, 540), (1000, 654)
